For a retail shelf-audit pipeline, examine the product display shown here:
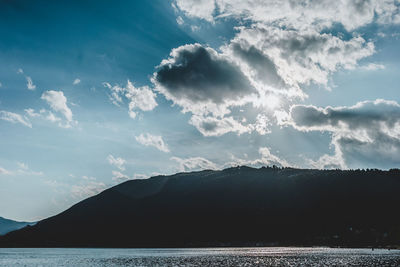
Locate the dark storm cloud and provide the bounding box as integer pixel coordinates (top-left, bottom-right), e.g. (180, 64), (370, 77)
(289, 99), (400, 168)
(230, 42), (286, 88)
(154, 44), (255, 104)
(291, 100), (400, 130)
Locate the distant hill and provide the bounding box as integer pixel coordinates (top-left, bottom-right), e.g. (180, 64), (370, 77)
(0, 217), (35, 236)
(1, 166), (400, 248)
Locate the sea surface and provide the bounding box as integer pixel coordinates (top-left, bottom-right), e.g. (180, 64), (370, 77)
(1, 247), (400, 266)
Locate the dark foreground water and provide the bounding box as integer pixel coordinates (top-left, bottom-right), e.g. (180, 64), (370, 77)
(1, 247), (400, 266)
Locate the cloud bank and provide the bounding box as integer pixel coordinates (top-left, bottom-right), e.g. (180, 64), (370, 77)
(287, 99), (400, 168)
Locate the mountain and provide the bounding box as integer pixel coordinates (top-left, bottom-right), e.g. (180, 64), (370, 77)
(0, 217), (35, 236)
(1, 166), (400, 248)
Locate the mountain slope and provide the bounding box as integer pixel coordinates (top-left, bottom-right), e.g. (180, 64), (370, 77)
(1, 166), (400, 247)
(0, 217), (34, 236)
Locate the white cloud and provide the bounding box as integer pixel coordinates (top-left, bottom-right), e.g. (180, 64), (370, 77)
(16, 68), (36, 90)
(176, 16), (184, 25)
(189, 115), (251, 136)
(133, 173), (149, 180)
(111, 171), (150, 183)
(135, 133), (170, 152)
(229, 26), (375, 91)
(16, 164), (43, 176)
(0, 110), (32, 128)
(111, 171), (130, 183)
(171, 156), (218, 172)
(361, 63), (386, 70)
(103, 80), (157, 119)
(71, 180), (106, 199)
(25, 108), (72, 128)
(41, 90), (74, 126)
(254, 114), (272, 135)
(307, 149), (346, 170)
(125, 81), (158, 118)
(107, 155), (126, 171)
(175, 0), (400, 31)
(0, 166), (12, 175)
(224, 147), (290, 168)
(0, 162), (43, 176)
(73, 78), (81, 85)
(17, 162), (28, 170)
(175, 0), (215, 22)
(24, 108), (40, 118)
(45, 112), (62, 123)
(26, 76), (36, 90)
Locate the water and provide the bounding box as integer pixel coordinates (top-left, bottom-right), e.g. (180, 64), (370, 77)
(1, 247), (400, 266)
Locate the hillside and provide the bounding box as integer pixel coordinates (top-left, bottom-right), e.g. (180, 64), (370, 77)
(1, 166), (400, 247)
(0, 217), (34, 236)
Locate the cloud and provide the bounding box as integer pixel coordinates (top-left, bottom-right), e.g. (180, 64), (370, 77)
(171, 156), (218, 172)
(111, 172), (150, 183)
(0, 110), (32, 128)
(125, 81), (157, 118)
(107, 155), (126, 171)
(24, 108), (40, 118)
(361, 63), (386, 70)
(174, 0), (215, 22)
(152, 43), (269, 136)
(153, 43), (256, 116)
(189, 115), (251, 136)
(175, 0), (400, 31)
(287, 99), (400, 168)
(104, 80), (157, 119)
(17, 69), (36, 90)
(73, 78), (81, 85)
(170, 146), (290, 173)
(25, 108), (71, 128)
(229, 25), (375, 90)
(153, 0), (388, 137)
(224, 147), (290, 168)
(16, 163), (43, 176)
(17, 162), (28, 170)
(0, 166), (12, 175)
(45, 112), (62, 123)
(0, 163), (43, 176)
(135, 133), (170, 153)
(111, 171), (130, 183)
(71, 180), (106, 199)
(41, 90), (74, 126)
(176, 16), (184, 25)
(26, 76), (36, 90)
(133, 173), (149, 180)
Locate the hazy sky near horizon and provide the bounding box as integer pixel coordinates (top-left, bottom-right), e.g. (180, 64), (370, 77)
(1, 0), (400, 221)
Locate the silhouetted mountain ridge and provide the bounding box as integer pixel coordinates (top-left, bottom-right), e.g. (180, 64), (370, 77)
(1, 166), (400, 247)
(0, 217), (35, 236)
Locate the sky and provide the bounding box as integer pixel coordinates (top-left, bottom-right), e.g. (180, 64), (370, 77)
(0, 0), (400, 221)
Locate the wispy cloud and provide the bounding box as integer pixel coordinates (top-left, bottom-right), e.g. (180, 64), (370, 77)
(103, 80), (157, 119)
(107, 155), (126, 171)
(73, 78), (81, 85)
(41, 90), (75, 127)
(26, 76), (36, 90)
(0, 110), (32, 128)
(135, 133), (170, 152)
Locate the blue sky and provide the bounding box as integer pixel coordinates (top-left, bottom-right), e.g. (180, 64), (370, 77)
(1, 0), (400, 221)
